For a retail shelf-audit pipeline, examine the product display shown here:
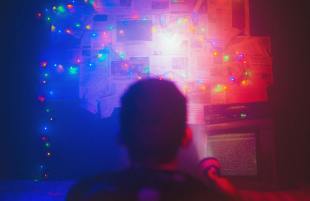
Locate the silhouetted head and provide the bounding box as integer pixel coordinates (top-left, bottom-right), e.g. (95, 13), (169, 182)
(120, 79), (187, 164)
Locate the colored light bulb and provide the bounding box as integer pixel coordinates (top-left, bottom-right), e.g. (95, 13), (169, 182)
(65, 29), (72, 34)
(241, 80), (248, 86)
(85, 24), (91, 30)
(38, 96), (46, 103)
(97, 53), (108, 62)
(69, 66), (78, 75)
(223, 55), (230, 62)
(108, 25), (113, 30)
(67, 4), (74, 9)
(51, 25), (56, 32)
(36, 12), (42, 18)
(41, 61), (48, 67)
(76, 58), (81, 64)
(151, 26), (157, 33)
(213, 84), (227, 93)
(57, 6), (66, 13)
(56, 64), (64, 73)
(119, 30), (125, 35)
(119, 52), (126, 60)
(229, 76), (236, 81)
(91, 32), (98, 38)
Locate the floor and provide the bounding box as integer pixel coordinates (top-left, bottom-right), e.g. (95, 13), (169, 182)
(0, 181), (73, 201)
(0, 181), (310, 201)
(241, 189), (310, 201)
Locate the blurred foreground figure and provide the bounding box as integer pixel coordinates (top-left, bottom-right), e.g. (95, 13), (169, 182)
(67, 79), (229, 201)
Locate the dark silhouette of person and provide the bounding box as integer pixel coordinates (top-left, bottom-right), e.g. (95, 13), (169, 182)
(67, 79), (229, 201)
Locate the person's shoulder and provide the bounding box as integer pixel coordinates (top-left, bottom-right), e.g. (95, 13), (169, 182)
(139, 169), (229, 201)
(66, 171), (121, 201)
(173, 172), (227, 199)
(66, 169), (230, 201)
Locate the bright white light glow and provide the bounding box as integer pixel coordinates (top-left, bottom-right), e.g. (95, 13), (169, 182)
(159, 31), (183, 52)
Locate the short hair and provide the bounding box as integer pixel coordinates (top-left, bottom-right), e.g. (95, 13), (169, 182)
(120, 79), (187, 163)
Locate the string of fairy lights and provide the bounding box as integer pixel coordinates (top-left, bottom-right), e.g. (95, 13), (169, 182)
(36, 0), (252, 180)
(36, 0), (97, 180)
